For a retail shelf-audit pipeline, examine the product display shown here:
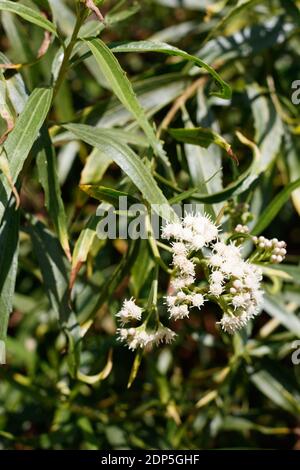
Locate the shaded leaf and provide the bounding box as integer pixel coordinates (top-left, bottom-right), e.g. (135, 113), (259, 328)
(84, 38), (170, 167)
(0, 0), (57, 34)
(64, 123), (178, 222)
(0, 199), (19, 364)
(36, 126), (70, 259)
(0, 87), (53, 223)
(111, 40), (231, 99)
(252, 178), (300, 235)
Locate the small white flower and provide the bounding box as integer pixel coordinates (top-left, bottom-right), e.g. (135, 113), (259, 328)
(231, 294), (248, 309)
(213, 241), (228, 256)
(190, 293), (205, 308)
(117, 328), (129, 342)
(171, 275), (195, 290)
(116, 298), (143, 325)
(211, 270), (224, 284)
(190, 234), (206, 250)
(232, 279), (243, 290)
(128, 338), (139, 350)
(209, 254), (223, 268)
(218, 313), (247, 334)
(183, 213), (196, 228)
(176, 291), (188, 301)
(173, 254), (195, 277)
(169, 304), (189, 320)
(171, 242), (188, 256)
(154, 325), (176, 345)
(127, 330), (156, 350)
(162, 222), (184, 240)
(180, 227), (194, 243)
(202, 221), (219, 243)
(166, 295), (176, 308)
(230, 264), (245, 278)
(220, 261), (235, 276)
(191, 214), (218, 243)
(209, 282), (223, 296)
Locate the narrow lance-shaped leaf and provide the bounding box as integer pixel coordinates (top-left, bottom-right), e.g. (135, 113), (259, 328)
(111, 40), (232, 100)
(249, 363), (300, 415)
(0, 199), (19, 364)
(71, 214), (99, 290)
(263, 293), (300, 338)
(27, 219), (81, 377)
(168, 127), (237, 160)
(252, 178), (300, 235)
(35, 126), (70, 259)
(83, 38), (170, 167)
(63, 123), (178, 222)
(0, 0), (57, 34)
(0, 87), (53, 223)
(247, 84), (284, 171)
(80, 184), (139, 206)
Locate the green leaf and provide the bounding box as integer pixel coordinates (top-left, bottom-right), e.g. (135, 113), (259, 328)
(247, 84), (284, 171)
(0, 0), (57, 34)
(72, 214), (99, 271)
(77, 349), (113, 384)
(181, 92), (223, 217)
(0, 52), (27, 114)
(0, 87), (53, 223)
(81, 73), (192, 128)
(263, 293), (300, 338)
(80, 147), (112, 185)
(168, 127), (235, 157)
(285, 132), (300, 215)
(36, 126), (70, 259)
(111, 40), (231, 100)
(188, 146), (256, 204)
(249, 363), (300, 415)
(198, 16), (294, 64)
(27, 218), (80, 377)
(0, 199), (19, 364)
(252, 178), (300, 235)
(80, 184), (139, 206)
(127, 349), (143, 389)
(27, 218), (70, 323)
(203, 0), (260, 45)
(222, 416), (292, 435)
(84, 38), (170, 167)
(82, 240), (141, 322)
(63, 123), (178, 222)
(130, 241), (154, 298)
(270, 264), (300, 285)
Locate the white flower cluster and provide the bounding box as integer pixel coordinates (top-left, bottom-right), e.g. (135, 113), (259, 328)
(207, 241), (264, 333)
(162, 214), (275, 334)
(115, 214), (288, 350)
(252, 236), (286, 263)
(116, 299), (176, 350)
(162, 213), (218, 320)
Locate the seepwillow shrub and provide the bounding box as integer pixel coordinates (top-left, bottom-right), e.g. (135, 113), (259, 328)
(0, 0), (300, 450)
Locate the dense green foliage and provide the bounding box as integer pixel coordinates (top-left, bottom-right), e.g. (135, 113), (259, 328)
(0, 0), (300, 450)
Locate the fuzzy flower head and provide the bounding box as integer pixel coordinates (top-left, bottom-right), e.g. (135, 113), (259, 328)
(162, 213), (219, 250)
(218, 313), (248, 334)
(154, 324), (177, 345)
(116, 298), (143, 325)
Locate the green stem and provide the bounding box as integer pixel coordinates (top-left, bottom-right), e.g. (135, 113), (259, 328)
(53, 8), (86, 100)
(153, 171), (181, 193)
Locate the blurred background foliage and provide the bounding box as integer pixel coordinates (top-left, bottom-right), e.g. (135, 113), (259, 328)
(0, 0), (300, 449)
